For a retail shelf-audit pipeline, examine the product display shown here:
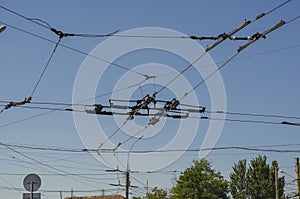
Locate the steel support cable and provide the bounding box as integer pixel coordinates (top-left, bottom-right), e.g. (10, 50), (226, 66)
(95, 79), (155, 149)
(0, 79), (150, 129)
(154, 17), (250, 96)
(0, 4), (291, 41)
(30, 37), (61, 97)
(181, 19), (288, 101)
(91, 0), (296, 123)
(92, 145), (300, 154)
(181, 52), (239, 100)
(2, 99), (300, 122)
(120, 42), (300, 80)
(2, 144), (111, 187)
(0, 2), (293, 114)
(85, 80), (153, 150)
(146, 1), (292, 126)
(146, 16), (292, 128)
(0, 5), (51, 30)
(0, 35), (62, 114)
(3, 140), (300, 154)
(191, 115), (300, 127)
(206, 110), (300, 120)
(190, 116), (283, 125)
(0, 21), (148, 77)
(0, 4), (121, 38)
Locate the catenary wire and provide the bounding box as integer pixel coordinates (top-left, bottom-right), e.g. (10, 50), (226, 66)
(0, 2), (296, 146)
(2, 141), (300, 154)
(30, 37), (61, 97)
(2, 101), (300, 127)
(0, 20), (148, 77)
(0, 78), (151, 129)
(153, 0), (292, 97)
(180, 17), (297, 101)
(0, 5), (51, 30)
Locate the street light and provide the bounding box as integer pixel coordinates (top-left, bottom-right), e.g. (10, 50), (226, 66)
(126, 135), (144, 199)
(0, 25), (6, 33)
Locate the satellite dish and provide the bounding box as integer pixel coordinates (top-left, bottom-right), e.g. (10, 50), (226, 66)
(23, 174), (41, 192)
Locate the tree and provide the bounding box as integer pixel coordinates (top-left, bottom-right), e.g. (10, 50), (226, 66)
(146, 187), (168, 199)
(131, 187), (167, 199)
(170, 159), (228, 199)
(229, 155), (285, 199)
(229, 159), (247, 199)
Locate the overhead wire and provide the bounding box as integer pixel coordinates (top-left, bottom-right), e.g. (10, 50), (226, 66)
(190, 116), (283, 125)
(145, 1), (293, 130)
(180, 18), (291, 101)
(0, 143), (113, 187)
(0, 5), (51, 30)
(155, 0), (292, 97)
(1, 98), (300, 128)
(0, 2), (296, 124)
(1, 2), (298, 150)
(30, 37), (62, 97)
(0, 78), (150, 129)
(0, 20), (149, 77)
(2, 140), (300, 156)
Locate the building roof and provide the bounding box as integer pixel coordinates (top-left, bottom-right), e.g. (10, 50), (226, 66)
(64, 195), (125, 199)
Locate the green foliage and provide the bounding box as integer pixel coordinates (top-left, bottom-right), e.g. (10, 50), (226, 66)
(229, 159), (247, 199)
(146, 187), (168, 199)
(170, 159), (228, 199)
(229, 155), (285, 199)
(131, 187), (167, 199)
(132, 197), (142, 199)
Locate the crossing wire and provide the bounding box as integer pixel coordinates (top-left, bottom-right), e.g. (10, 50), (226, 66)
(30, 37), (61, 97)
(0, 2), (296, 147)
(153, 0), (292, 97)
(2, 141), (300, 154)
(0, 20), (149, 77)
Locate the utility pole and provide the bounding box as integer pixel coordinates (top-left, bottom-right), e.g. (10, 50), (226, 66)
(126, 135), (143, 199)
(296, 158), (300, 199)
(71, 189), (73, 199)
(275, 166), (279, 199)
(146, 179), (149, 199)
(126, 169), (130, 199)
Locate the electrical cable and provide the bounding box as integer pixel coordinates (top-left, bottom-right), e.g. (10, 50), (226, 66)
(190, 116), (283, 125)
(0, 143), (109, 187)
(181, 19), (289, 101)
(146, 2), (292, 127)
(0, 5), (51, 30)
(30, 37), (61, 97)
(157, 0), (291, 93)
(2, 99), (300, 127)
(0, 78), (150, 129)
(206, 110), (300, 120)
(0, 20), (148, 77)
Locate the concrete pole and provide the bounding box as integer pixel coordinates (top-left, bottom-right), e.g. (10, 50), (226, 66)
(296, 158), (300, 199)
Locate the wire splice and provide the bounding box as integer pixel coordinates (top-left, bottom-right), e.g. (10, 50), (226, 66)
(0, 97), (32, 113)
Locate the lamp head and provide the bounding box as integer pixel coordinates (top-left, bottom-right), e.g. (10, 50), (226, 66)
(0, 25), (6, 33)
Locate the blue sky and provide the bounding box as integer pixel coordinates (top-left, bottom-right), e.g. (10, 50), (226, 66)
(0, 1), (300, 198)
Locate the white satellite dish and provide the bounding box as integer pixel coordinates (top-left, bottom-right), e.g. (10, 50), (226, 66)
(23, 174), (41, 192)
